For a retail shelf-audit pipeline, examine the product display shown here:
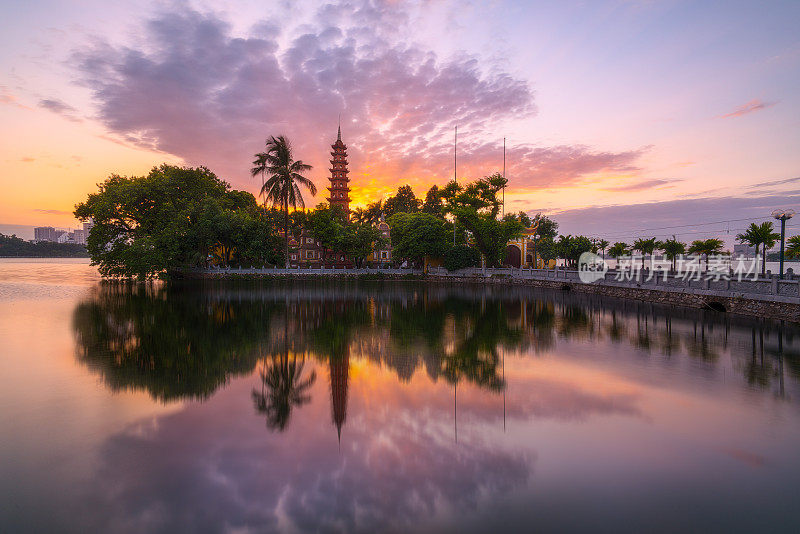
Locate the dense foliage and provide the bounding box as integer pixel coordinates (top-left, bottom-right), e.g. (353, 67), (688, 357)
(444, 244), (481, 271)
(555, 235), (594, 267)
(441, 173), (527, 267)
(0, 233), (89, 257)
(304, 205), (385, 267)
(251, 136), (316, 267)
(383, 185), (422, 217)
(387, 212), (450, 267)
(74, 165), (283, 279)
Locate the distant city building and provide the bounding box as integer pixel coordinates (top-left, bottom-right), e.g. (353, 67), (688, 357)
(34, 226), (58, 242)
(733, 243), (756, 257)
(82, 220), (94, 243)
(33, 221), (92, 245)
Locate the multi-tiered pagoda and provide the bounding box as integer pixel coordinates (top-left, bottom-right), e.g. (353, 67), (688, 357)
(327, 124), (351, 216)
(291, 123), (392, 268)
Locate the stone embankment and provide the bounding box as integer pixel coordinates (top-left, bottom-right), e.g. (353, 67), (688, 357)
(183, 266), (800, 323)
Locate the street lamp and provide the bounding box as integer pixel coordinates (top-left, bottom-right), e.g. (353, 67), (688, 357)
(772, 209), (795, 279)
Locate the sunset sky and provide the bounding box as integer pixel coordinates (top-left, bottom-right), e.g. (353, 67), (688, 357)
(1, 0), (799, 244)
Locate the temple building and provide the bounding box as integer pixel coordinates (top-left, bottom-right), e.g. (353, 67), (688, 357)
(327, 124), (351, 214)
(290, 125), (392, 268)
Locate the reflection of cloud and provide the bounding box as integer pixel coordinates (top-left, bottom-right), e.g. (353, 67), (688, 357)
(72, 4), (646, 198)
(719, 98), (776, 119)
(720, 447), (767, 468)
(81, 371), (532, 533)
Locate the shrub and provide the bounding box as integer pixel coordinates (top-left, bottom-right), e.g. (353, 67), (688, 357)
(444, 245), (481, 271)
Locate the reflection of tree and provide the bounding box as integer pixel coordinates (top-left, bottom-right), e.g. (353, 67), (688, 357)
(72, 283), (278, 402)
(72, 280), (800, 412)
(685, 321), (720, 362)
(252, 355), (316, 431)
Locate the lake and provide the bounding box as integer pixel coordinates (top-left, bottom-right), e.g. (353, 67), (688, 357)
(1, 258), (799, 533)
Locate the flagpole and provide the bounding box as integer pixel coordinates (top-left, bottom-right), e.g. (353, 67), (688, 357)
(453, 125), (458, 246)
(502, 137), (506, 218)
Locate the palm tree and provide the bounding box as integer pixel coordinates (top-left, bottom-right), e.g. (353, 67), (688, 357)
(688, 238), (724, 271)
(786, 235), (800, 259)
(251, 136), (316, 268)
(596, 239), (609, 259)
(737, 222), (780, 275)
(252, 355), (317, 431)
(250, 152), (269, 206)
(660, 236), (686, 272)
(608, 242), (628, 259)
(632, 237), (659, 270)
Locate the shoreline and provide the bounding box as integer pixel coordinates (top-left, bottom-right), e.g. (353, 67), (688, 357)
(177, 268), (800, 323)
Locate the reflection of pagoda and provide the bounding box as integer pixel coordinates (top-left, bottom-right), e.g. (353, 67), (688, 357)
(329, 354), (349, 443)
(327, 123), (351, 216)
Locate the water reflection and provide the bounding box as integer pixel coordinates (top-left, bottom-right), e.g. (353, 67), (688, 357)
(73, 282), (800, 415)
(62, 281), (800, 532)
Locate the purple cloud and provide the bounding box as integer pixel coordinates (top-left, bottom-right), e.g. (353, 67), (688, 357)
(39, 98), (82, 122)
(601, 178), (679, 192)
(548, 192), (800, 243)
(72, 4), (646, 196)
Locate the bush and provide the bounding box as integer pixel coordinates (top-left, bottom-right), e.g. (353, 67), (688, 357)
(444, 245), (481, 271)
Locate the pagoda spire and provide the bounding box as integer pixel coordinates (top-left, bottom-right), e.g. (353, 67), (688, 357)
(328, 119), (351, 216)
(337, 114), (341, 142)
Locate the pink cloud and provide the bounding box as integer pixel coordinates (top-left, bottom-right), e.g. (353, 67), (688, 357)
(719, 98), (776, 119)
(72, 4), (646, 200)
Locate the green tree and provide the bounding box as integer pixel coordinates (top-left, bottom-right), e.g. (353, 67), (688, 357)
(387, 212), (449, 269)
(384, 185), (421, 217)
(351, 200), (383, 226)
(340, 222), (385, 268)
(737, 222), (780, 275)
(688, 238), (725, 271)
(441, 173), (525, 267)
(659, 236), (686, 272)
(608, 242), (629, 259)
(529, 213), (558, 267)
(443, 244), (481, 271)
(422, 185), (445, 218)
(786, 235), (800, 259)
(74, 165), (276, 279)
(305, 204), (385, 267)
(556, 235), (594, 267)
(253, 135), (316, 268)
(632, 237), (660, 270)
(595, 239), (610, 259)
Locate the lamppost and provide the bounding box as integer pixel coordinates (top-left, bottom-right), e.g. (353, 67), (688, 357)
(772, 209), (795, 279)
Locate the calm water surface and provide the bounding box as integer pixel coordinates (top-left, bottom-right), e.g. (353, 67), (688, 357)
(1, 258), (799, 533)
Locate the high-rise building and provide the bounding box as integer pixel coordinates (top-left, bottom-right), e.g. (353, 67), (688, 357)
(733, 243), (756, 257)
(34, 226), (57, 242)
(327, 124), (351, 216)
(73, 229), (86, 245)
(83, 220), (94, 239)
